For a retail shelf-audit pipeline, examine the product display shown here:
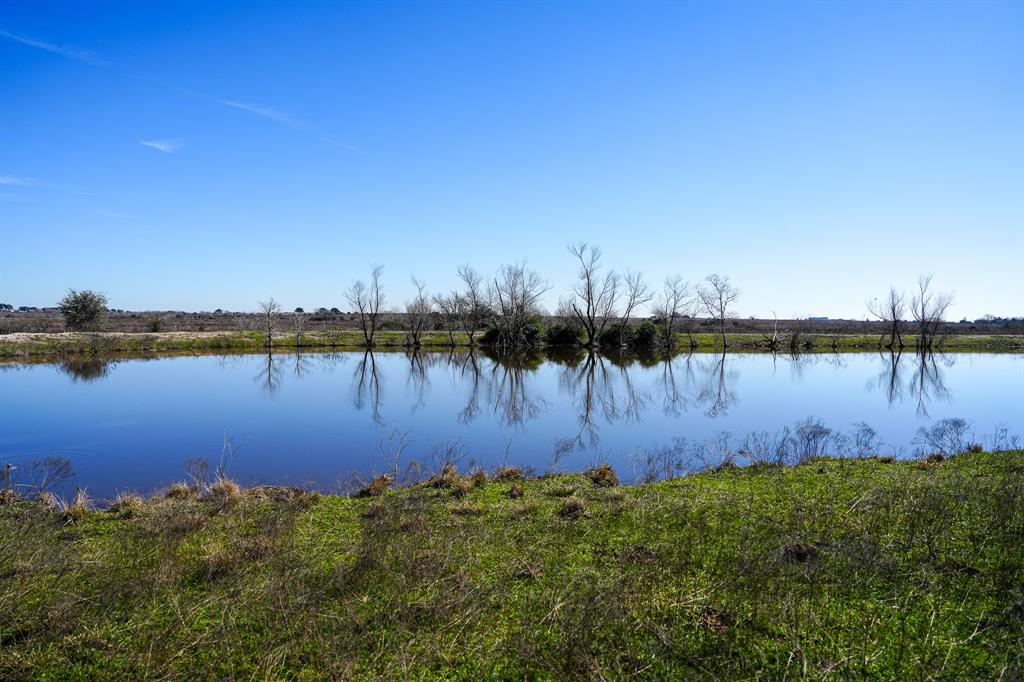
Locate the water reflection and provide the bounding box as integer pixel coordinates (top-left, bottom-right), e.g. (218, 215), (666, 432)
(58, 358), (116, 382)
(867, 351), (951, 417)
(242, 348), (968, 431)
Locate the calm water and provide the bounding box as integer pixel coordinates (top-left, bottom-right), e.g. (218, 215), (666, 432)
(2, 350), (1022, 498)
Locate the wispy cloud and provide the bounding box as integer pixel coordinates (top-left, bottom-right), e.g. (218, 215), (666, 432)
(0, 175), (38, 186)
(141, 139), (183, 153)
(217, 98), (358, 152)
(0, 30), (105, 65)
(217, 99), (308, 130)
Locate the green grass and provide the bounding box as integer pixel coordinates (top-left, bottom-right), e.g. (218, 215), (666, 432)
(2, 452), (1021, 678)
(1, 329), (1022, 359)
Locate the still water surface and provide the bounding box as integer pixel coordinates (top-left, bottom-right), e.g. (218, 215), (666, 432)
(2, 350), (1021, 498)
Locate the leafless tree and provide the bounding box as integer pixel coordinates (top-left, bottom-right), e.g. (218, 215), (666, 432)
(346, 264), (386, 347)
(567, 242), (619, 347)
(867, 287), (907, 350)
(653, 275), (691, 350)
(490, 262), (549, 348)
(910, 275), (954, 354)
(433, 291), (462, 346)
(291, 310), (307, 347)
(404, 276), (432, 347)
(698, 274), (740, 349)
(616, 270), (653, 347)
(257, 298), (281, 350)
(457, 265), (490, 346)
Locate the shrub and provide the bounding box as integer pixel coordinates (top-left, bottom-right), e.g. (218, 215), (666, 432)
(630, 322), (660, 349)
(545, 324), (581, 347)
(58, 289), (108, 331)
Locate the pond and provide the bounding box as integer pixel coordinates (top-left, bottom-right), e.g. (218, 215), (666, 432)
(2, 350), (1022, 499)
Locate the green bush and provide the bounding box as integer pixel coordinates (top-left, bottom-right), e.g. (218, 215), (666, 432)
(545, 324), (581, 346)
(58, 289), (108, 332)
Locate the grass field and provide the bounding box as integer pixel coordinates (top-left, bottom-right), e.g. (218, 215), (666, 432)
(1, 329), (1022, 359)
(2, 451), (1021, 679)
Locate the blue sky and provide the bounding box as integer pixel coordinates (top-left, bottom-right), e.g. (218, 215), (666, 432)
(2, 0), (1021, 318)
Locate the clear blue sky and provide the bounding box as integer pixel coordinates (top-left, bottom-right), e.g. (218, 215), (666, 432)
(2, 1), (1021, 318)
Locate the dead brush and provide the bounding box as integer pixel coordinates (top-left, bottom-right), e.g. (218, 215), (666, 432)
(37, 490), (59, 511)
(165, 481), (195, 500)
(107, 492), (145, 519)
(0, 488), (21, 505)
(356, 474), (392, 498)
(558, 496), (588, 519)
(588, 464), (619, 488)
(508, 482), (525, 499)
(494, 466), (523, 481)
(469, 468), (488, 488)
(208, 476), (243, 509)
(429, 463), (459, 489)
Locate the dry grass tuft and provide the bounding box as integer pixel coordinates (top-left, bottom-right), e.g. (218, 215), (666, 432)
(451, 478), (473, 498)
(926, 453), (945, 464)
(494, 466), (523, 481)
(968, 443), (984, 453)
(62, 488), (90, 523)
(107, 492), (145, 519)
(208, 476), (243, 509)
(200, 545), (238, 582)
(429, 463), (459, 489)
(469, 468), (488, 488)
(0, 488), (21, 505)
(588, 464), (619, 487)
(508, 482), (525, 499)
(878, 456), (896, 464)
(558, 496), (588, 519)
(356, 474), (392, 498)
(165, 482), (194, 500)
(37, 490), (59, 511)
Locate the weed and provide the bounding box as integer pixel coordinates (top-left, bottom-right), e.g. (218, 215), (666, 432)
(166, 482), (194, 499)
(107, 492), (145, 518)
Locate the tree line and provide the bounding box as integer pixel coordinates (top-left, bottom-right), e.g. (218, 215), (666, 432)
(56, 243), (955, 355)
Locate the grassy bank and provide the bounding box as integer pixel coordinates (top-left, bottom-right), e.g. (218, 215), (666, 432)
(2, 330), (1022, 359)
(2, 452), (1021, 678)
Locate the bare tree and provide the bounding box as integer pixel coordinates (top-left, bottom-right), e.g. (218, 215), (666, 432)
(652, 275), (691, 350)
(698, 274), (740, 349)
(567, 242), (619, 347)
(404, 276), (432, 347)
(910, 275), (954, 354)
(433, 291), (463, 346)
(490, 262), (549, 349)
(615, 271), (654, 347)
(867, 287), (907, 350)
(291, 310), (307, 347)
(457, 265), (489, 346)
(346, 264), (386, 347)
(257, 298), (281, 350)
